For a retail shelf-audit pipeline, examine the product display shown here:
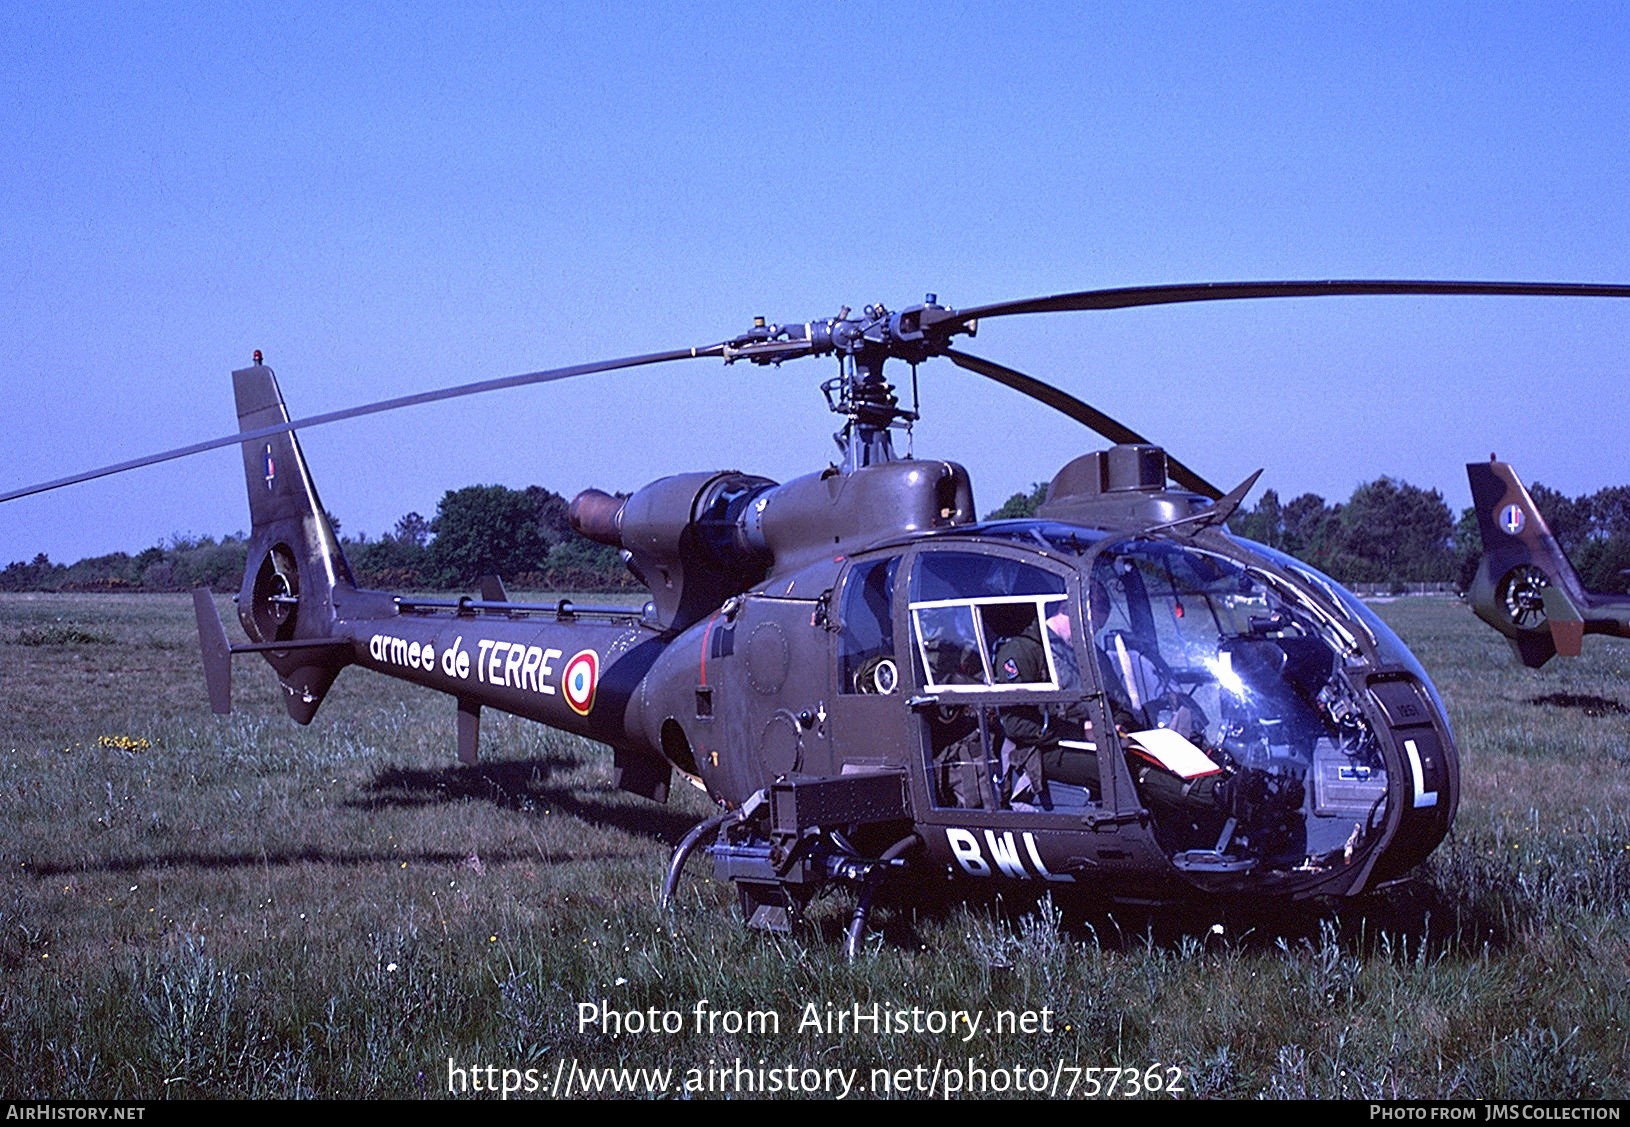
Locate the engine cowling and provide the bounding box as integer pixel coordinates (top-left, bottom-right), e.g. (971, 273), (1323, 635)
(571, 471), (777, 630)
(571, 460), (975, 630)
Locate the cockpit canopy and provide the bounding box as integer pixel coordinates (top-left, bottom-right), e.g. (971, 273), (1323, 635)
(1087, 538), (1370, 756)
(884, 531), (1422, 889)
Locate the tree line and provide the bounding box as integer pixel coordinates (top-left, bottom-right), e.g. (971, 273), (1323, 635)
(993, 474), (1630, 595)
(985, 477), (1472, 585)
(1227, 478), (1630, 593)
(0, 484), (636, 594)
(9, 474), (1630, 596)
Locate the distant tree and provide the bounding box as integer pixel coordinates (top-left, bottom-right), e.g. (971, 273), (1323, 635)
(1572, 535), (1630, 594)
(348, 513), (431, 588)
(140, 535), (248, 591)
(1234, 480), (1452, 584)
(544, 536), (636, 591)
(0, 553), (62, 592)
(541, 487), (639, 589)
(1586, 485), (1630, 542)
(1, 481), (642, 593)
(393, 511), (431, 548)
(60, 551), (140, 590)
(1572, 484), (1630, 592)
(426, 485), (550, 588)
(1502, 482), (1630, 593)
(986, 482), (1049, 521)
(1453, 507), (1482, 591)
(1527, 483), (1592, 556)
(343, 489), (633, 591)
(525, 485), (575, 546)
(1333, 477), (1454, 584)
(1230, 488), (1285, 546)
(1279, 493), (1341, 566)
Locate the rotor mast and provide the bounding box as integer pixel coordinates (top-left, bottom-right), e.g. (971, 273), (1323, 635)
(723, 296), (974, 473)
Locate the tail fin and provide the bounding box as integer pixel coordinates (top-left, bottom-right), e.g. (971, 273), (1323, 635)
(233, 363), (355, 722)
(1466, 458), (1589, 667)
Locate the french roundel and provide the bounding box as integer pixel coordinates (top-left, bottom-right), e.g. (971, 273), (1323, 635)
(1499, 503), (1526, 536)
(563, 649), (599, 715)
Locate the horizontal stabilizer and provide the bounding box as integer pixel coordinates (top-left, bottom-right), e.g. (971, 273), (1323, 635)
(193, 589), (233, 714)
(1541, 585), (1585, 657)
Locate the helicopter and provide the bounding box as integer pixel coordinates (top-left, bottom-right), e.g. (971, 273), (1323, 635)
(1466, 457), (1630, 667)
(10, 279), (1630, 957)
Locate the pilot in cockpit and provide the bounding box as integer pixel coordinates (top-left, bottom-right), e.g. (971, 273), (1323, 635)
(993, 598), (1092, 806)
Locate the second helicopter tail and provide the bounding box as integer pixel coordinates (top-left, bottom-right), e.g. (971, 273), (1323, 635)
(1465, 458), (1589, 667)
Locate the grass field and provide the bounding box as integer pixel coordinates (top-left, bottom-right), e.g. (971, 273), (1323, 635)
(1, 592), (1626, 1099)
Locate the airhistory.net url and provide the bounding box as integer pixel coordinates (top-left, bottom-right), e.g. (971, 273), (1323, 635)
(446, 1056), (1186, 1099)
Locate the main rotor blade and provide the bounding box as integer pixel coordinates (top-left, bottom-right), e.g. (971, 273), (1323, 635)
(0, 344), (726, 505)
(943, 347), (1223, 499)
(956, 280), (1630, 323)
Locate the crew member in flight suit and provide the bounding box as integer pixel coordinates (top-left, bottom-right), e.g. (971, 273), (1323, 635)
(993, 586), (1241, 841)
(993, 605), (1095, 804)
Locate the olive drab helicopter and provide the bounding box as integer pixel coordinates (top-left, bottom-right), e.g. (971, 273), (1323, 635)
(10, 280), (1630, 957)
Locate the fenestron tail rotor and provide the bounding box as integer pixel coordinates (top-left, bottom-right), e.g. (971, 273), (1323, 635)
(1500, 564), (1551, 630)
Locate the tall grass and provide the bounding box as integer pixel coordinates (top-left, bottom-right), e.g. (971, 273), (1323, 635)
(1, 593), (1625, 1098)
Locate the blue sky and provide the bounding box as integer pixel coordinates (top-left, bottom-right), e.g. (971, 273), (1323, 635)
(3, 2), (1628, 564)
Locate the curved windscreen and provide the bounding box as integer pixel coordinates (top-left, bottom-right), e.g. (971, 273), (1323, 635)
(1240, 540), (1453, 730)
(1090, 539), (1391, 877)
